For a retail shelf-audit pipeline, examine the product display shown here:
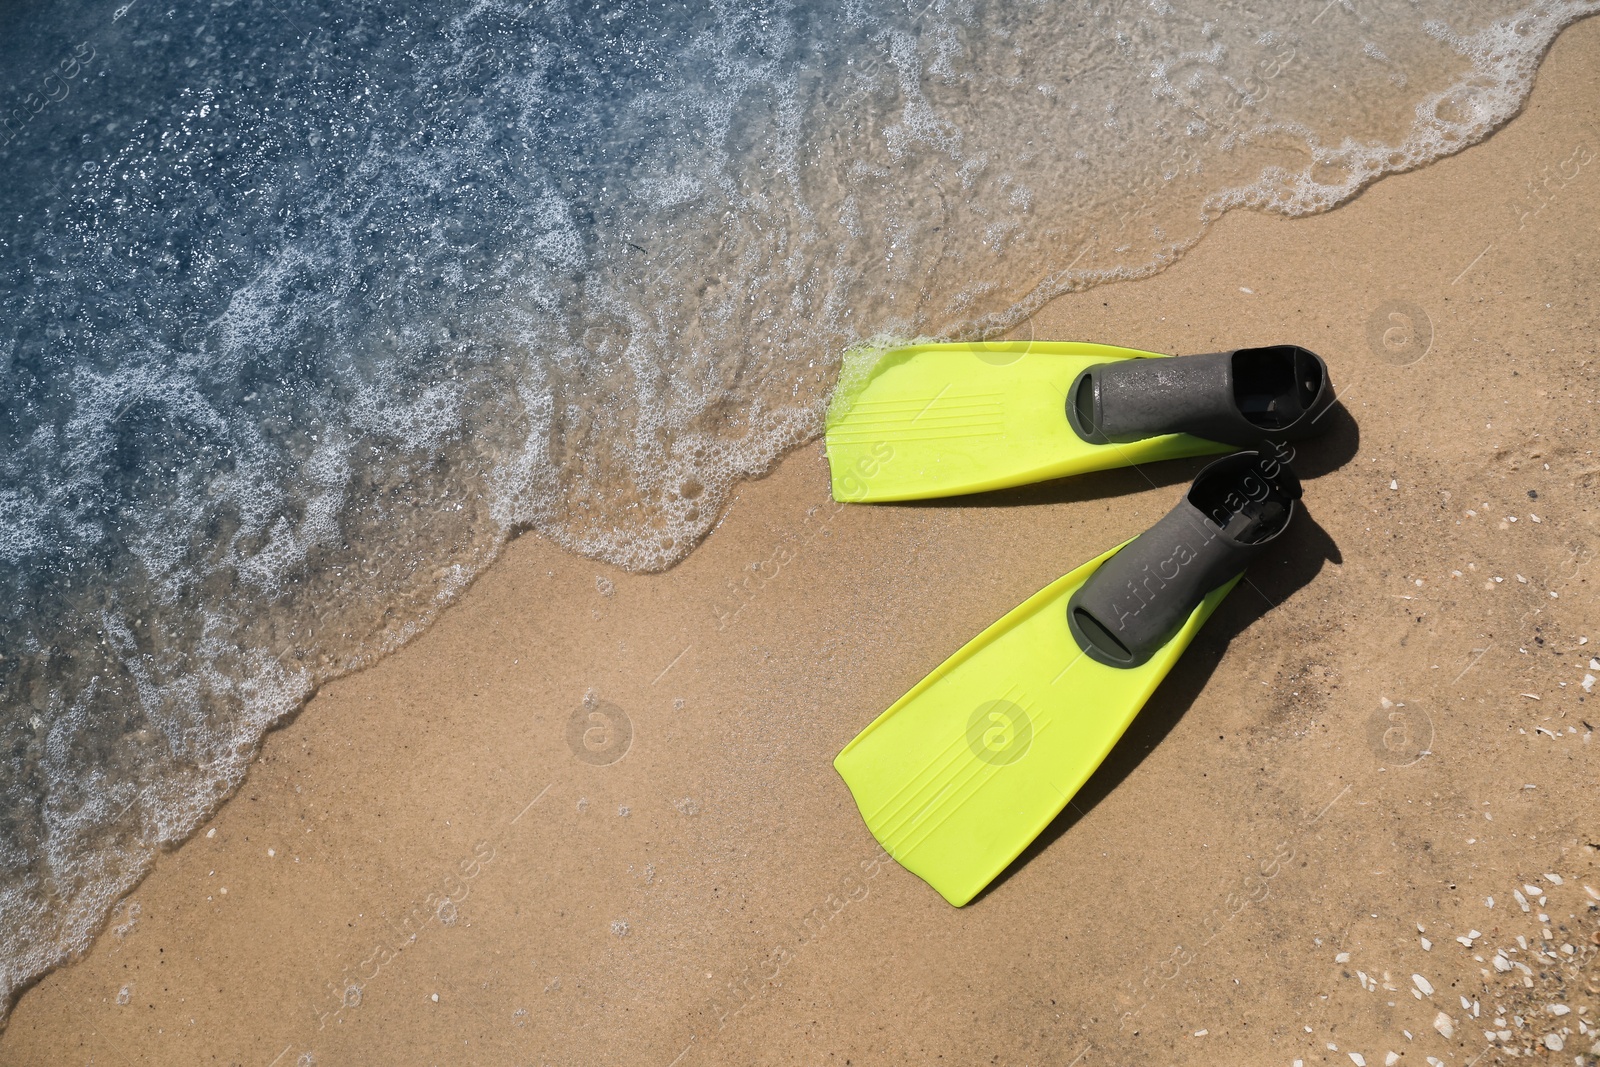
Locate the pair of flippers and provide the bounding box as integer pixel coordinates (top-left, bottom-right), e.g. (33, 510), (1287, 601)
(828, 342), (1334, 906)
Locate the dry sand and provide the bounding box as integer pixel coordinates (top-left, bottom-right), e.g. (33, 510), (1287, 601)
(6, 16), (1600, 1067)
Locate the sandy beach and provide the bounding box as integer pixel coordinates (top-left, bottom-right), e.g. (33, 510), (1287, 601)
(5, 15), (1599, 1067)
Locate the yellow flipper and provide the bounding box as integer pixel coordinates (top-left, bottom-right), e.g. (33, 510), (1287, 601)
(834, 546), (1240, 907)
(824, 341), (1233, 502)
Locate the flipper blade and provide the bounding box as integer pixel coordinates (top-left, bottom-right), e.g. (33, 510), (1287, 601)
(824, 342), (1231, 502)
(834, 545), (1239, 906)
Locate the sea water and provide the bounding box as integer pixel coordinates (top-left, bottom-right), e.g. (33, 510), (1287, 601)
(1, 0), (1594, 1020)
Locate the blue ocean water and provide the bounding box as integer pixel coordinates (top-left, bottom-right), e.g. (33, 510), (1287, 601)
(1, 0), (1594, 1020)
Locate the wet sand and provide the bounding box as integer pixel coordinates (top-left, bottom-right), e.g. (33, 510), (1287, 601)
(6, 16), (1600, 1067)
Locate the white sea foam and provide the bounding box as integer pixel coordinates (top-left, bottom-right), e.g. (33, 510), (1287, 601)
(1213, 1), (1595, 219)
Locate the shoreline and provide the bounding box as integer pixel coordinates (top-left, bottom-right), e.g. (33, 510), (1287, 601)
(6, 14), (1600, 1066)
